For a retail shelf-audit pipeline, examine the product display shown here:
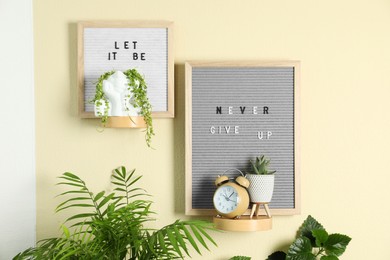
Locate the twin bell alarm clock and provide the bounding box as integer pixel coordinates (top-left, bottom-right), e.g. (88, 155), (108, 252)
(213, 169), (250, 219)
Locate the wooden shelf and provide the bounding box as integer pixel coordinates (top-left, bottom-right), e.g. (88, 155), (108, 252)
(213, 215), (272, 232)
(106, 116), (146, 128)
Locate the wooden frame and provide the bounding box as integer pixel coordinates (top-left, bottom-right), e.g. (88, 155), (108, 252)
(185, 61), (300, 216)
(78, 21), (174, 118)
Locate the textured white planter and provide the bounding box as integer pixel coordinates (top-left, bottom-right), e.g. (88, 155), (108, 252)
(94, 71), (141, 117)
(246, 174), (275, 203)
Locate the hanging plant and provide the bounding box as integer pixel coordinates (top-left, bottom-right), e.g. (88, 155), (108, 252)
(93, 71), (114, 125)
(91, 69), (154, 147)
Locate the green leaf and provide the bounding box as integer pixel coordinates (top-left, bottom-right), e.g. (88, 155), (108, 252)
(112, 174), (125, 183)
(70, 220), (93, 228)
(56, 203), (95, 212)
(166, 229), (182, 258)
(321, 256), (339, 260)
(324, 233), (351, 257)
(61, 225), (70, 239)
(194, 224), (217, 247)
(113, 187), (127, 192)
(267, 251), (286, 260)
(174, 225), (189, 256)
(312, 229), (329, 247)
(55, 197), (91, 212)
(56, 182), (85, 188)
(65, 213), (96, 222)
(97, 193), (115, 209)
(111, 181), (126, 187)
(58, 176), (84, 184)
(114, 167), (123, 178)
(298, 215), (325, 246)
(125, 168), (136, 183)
(190, 225), (208, 250)
(157, 232), (168, 255)
(121, 166), (127, 177)
(57, 190), (89, 197)
(128, 175), (142, 187)
(181, 224), (201, 255)
(62, 172), (82, 181)
(230, 256), (251, 260)
(286, 237), (316, 260)
(93, 191), (105, 202)
(250, 160), (259, 174)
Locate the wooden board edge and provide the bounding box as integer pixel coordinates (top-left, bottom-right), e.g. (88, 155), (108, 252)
(294, 61), (301, 215)
(185, 208), (301, 216)
(185, 60), (301, 68)
(77, 20), (174, 28)
(77, 22), (85, 117)
(77, 20), (174, 118)
(184, 61), (301, 216)
(79, 111), (174, 119)
(185, 62), (193, 215)
(167, 22), (175, 118)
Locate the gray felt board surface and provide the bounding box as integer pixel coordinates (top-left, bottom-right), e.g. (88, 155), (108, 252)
(191, 67), (295, 209)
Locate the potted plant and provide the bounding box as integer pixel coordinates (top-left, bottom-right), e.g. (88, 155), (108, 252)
(14, 166), (217, 259)
(245, 155), (276, 203)
(92, 69), (154, 147)
(267, 215), (351, 259)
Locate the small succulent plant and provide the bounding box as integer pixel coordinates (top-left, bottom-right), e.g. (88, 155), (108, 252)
(249, 155), (276, 175)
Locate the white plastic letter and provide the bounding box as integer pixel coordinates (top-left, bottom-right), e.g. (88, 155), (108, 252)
(228, 106), (233, 114)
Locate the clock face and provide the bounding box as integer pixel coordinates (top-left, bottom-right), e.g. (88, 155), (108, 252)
(213, 185), (239, 214)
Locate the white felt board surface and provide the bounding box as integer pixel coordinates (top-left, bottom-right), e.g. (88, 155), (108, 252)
(78, 22), (174, 118)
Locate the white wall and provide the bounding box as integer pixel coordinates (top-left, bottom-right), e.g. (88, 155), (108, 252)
(0, 0), (35, 258)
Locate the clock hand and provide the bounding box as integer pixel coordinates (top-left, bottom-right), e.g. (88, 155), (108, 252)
(222, 191), (229, 200)
(228, 192), (234, 198)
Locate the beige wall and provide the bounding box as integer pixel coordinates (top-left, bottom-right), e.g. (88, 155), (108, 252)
(34, 0), (390, 259)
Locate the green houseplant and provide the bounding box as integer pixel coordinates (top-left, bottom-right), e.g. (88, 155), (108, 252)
(249, 155), (276, 175)
(245, 155), (276, 203)
(92, 69), (154, 147)
(14, 166), (216, 260)
(267, 215), (351, 260)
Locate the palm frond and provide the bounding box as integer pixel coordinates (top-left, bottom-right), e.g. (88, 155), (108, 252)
(142, 219), (217, 259)
(14, 166), (218, 260)
(111, 166), (148, 206)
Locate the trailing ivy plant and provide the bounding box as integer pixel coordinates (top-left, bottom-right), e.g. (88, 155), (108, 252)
(93, 71), (115, 126)
(267, 215), (351, 260)
(92, 69), (154, 148)
(123, 69), (154, 147)
(229, 256), (251, 260)
(14, 166), (217, 260)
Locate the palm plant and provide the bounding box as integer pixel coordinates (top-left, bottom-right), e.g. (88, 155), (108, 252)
(14, 166), (217, 260)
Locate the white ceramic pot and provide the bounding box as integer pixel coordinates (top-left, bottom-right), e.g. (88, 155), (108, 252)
(94, 71), (141, 117)
(246, 174), (274, 203)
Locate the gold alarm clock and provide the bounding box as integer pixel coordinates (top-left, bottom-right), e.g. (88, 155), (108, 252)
(213, 169), (250, 219)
